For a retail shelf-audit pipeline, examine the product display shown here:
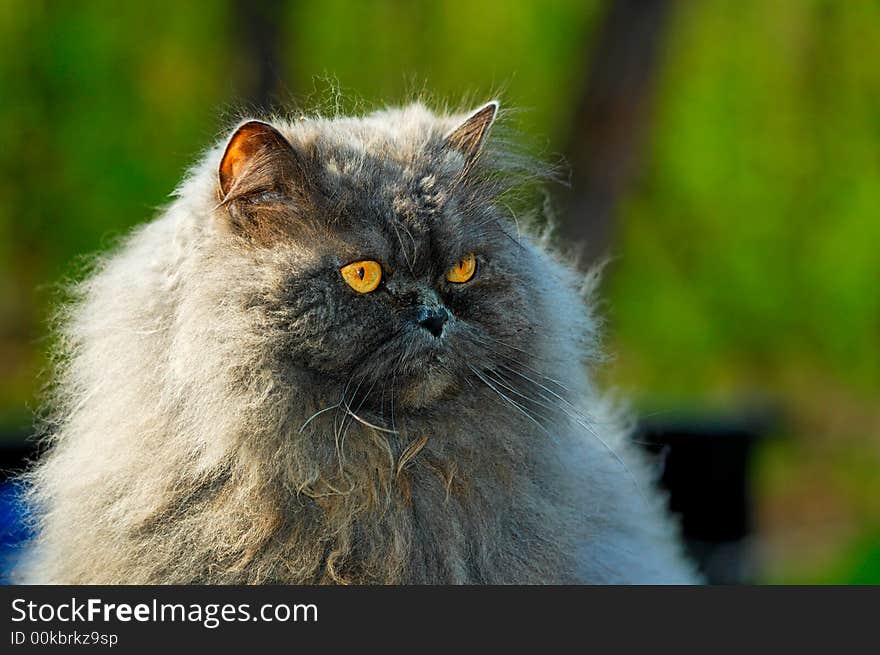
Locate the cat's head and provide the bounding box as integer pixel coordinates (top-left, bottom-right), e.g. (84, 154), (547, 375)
(205, 102), (573, 415)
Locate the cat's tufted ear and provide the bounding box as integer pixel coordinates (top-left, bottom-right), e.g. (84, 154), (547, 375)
(442, 101), (498, 165)
(217, 120), (306, 202)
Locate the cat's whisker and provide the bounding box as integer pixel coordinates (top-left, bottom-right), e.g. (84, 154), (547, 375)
(299, 375), (359, 434)
(298, 403), (341, 433)
(389, 374), (398, 435)
(340, 410), (399, 435)
(397, 221), (418, 263)
(494, 365), (592, 431)
(339, 376), (399, 436)
(459, 368), (476, 390)
(487, 368), (617, 454)
(468, 345), (576, 408)
(339, 378), (381, 464)
(500, 200), (522, 242)
(467, 365), (555, 440)
(467, 334), (570, 392)
(493, 365), (645, 499)
(332, 375), (367, 474)
(482, 369), (559, 425)
(495, 362), (578, 411)
(495, 363), (613, 432)
(390, 220), (414, 274)
(497, 361), (628, 431)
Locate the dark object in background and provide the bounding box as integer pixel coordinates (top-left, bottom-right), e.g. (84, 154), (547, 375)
(636, 407), (778, 584)
(235, 0), (289, 108)
(562, 0), (673, 264)
(0, 409), (775, 584)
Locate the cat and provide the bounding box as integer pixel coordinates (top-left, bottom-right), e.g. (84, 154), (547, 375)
(17, 101), (698, 584)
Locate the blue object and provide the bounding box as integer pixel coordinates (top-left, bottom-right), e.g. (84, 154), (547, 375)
(0, 480), (33, 583)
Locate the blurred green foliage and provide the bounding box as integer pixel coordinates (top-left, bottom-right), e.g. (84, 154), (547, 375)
(0, 0), (877, 582)
(610, 0), (880, 395)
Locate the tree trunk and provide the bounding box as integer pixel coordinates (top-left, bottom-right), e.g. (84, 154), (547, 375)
(235, 0), (289, 108)
(562, 0), (675, 265)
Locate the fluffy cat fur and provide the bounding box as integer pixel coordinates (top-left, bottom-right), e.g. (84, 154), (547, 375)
(17, 101), (697, 584)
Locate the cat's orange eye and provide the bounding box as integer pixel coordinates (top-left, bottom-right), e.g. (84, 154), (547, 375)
(340, 260), (383, 293)
(446, 253), (477, 283)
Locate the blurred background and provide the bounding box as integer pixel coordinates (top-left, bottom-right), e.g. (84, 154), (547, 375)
(1, 0), (878, 583)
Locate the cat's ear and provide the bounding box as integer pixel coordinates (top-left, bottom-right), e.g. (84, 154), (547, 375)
(217, 120), (306, 201)
(442, 101), (499, 165)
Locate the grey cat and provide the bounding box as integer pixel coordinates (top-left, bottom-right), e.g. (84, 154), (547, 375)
(18, 101), (697, 584)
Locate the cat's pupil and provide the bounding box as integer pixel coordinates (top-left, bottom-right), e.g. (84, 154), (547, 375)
(357, 267), (365, 280)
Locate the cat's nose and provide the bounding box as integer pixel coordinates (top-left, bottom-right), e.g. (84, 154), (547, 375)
(416, 306), (448, 338)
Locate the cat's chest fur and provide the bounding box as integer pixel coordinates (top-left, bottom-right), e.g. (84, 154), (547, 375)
(198, 406), (585, 585)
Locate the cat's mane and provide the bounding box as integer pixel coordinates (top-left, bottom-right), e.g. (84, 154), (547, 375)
(16, 102), (696, 584)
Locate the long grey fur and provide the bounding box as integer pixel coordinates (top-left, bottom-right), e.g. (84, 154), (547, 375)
(17, 102), (698, 584)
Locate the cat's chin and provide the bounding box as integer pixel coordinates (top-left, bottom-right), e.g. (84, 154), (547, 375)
(397, 365), (459, 409)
